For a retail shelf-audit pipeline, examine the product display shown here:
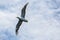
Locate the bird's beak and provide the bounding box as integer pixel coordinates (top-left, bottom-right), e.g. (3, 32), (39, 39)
(16, 17), (19, 19)
(16, 17), (17, 18)
(16, 17), (18, 18)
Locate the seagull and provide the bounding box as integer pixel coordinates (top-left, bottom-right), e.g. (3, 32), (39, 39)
(16, 3), (28, 35)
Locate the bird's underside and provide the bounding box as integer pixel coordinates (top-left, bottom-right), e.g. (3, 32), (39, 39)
(15, 2), (28, 35)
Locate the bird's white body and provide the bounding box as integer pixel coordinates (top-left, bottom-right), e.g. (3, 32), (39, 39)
(17, 17), (28, 22)
(20, 17), (28, 22)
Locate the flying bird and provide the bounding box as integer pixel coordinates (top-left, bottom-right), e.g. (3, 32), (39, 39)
(16, 3), (28, 35)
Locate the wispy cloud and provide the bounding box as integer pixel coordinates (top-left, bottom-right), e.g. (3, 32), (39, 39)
(0, 0), (60, 40)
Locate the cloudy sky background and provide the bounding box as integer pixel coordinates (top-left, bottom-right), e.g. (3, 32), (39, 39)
(0, 0), (60, 40)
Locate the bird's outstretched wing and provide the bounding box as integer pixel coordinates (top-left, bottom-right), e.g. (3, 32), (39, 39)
(21, 2), (28, 18)
(16, 20), (22, 35)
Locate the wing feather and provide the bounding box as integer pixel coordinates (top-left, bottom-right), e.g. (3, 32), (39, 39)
(21, 3), (28, 18)
(16, 20), (22, 35)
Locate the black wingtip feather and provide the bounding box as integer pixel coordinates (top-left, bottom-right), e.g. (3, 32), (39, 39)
(16, 29), (18, 35)
(23, 2), (29, 9)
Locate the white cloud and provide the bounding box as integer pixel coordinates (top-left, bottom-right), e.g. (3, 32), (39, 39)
(0, 0), (60, 40)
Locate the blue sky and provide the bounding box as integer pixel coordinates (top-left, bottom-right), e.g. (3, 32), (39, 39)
(0, 0), (60, 40)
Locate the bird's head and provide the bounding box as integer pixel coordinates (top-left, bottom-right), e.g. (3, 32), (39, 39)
(16, 17), (20, 19)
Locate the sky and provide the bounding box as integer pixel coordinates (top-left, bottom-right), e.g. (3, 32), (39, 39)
(0, 0), (60, 40)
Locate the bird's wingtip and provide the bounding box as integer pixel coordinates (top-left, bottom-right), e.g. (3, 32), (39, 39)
(16, 31), (18, 35)
(25, 2), (29, 6)
(15, 29), (19, 35)
(27, 2), (29, 4)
